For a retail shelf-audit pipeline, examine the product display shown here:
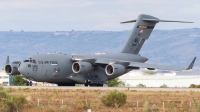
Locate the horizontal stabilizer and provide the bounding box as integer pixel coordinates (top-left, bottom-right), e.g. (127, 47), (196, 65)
(143, 19), (193, 23)
(120, 19), (137, 24)
(120, 19), (193, 24)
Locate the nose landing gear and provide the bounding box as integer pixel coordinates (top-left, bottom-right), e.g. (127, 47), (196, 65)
(26, 79), (32, 86)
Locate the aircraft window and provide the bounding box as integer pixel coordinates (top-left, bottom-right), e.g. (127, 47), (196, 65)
(30, 60), (32, 63)
(33, 60), (36, 63)
(0, 76), (2, 78)
(24, 60), (29, 62)
(28, 64), (31, 68)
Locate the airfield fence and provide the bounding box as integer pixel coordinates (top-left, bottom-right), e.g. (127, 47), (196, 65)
(1, 86), (200, 112)
(0, 99), (196, 112)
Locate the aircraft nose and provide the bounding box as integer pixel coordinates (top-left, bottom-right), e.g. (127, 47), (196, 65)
(18, 62), (28, 77)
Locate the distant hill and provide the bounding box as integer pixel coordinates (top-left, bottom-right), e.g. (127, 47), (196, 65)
(1, 29), (200, 74)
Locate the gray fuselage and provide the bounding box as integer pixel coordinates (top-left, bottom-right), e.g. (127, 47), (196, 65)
(18, 53), (147, 83)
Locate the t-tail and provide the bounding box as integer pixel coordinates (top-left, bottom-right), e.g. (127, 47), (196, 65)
(121, 14), (193, 54)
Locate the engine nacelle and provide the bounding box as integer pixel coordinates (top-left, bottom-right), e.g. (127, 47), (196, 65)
(105, 64), (126, 76)
(72, 62), (93, 74)
(4, 61), (21, 75)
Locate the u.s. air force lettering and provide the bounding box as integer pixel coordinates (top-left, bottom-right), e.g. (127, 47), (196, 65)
(38, 61), (58, 64)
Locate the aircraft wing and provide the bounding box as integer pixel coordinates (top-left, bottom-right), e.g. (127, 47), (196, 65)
(129, 62), (184, 71)
(95, 59), (196, 71)
(72, 55), (196, 71)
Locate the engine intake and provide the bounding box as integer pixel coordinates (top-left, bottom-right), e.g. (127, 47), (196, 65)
(72, 62), (93, 74)
(4, 61), (21, 75)
(105, 64), (126, 76)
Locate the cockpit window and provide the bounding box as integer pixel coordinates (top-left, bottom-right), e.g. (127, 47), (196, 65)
(24, 59), (36, 63)
(24, 60), (29, 62)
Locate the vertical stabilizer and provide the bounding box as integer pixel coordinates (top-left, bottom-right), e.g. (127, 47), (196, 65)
(6, 56), (9, 64)
(121, 14), (158, 54)
(121, 14), (193, 54)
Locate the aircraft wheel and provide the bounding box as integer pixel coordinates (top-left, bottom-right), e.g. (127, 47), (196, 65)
(26, 81), (32, 86)
(84, 84), (88, 87)
(30, 81), (32, 86)
(26, 81), (29, 86)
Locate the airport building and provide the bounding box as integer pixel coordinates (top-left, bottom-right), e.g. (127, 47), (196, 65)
(0, 71), (9, 86)
(119, 70), (200, 87)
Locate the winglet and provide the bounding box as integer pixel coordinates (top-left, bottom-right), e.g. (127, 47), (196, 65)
(186, 57), (196, 70)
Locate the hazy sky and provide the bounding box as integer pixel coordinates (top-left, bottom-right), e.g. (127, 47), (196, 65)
(0, 0), (199, 31)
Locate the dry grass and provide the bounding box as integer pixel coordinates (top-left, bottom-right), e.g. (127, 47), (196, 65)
(3, 88), (200, 112)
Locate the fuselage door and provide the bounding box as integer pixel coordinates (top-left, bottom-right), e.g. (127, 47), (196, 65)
(32, 65), (38, 76)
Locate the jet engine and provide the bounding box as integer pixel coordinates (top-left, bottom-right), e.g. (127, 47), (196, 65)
(4, 61), (21, 75)
(72, 62), (93, 74)
(105, 64), (126, 76)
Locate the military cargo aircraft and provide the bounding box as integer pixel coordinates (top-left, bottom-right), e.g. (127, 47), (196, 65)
(4, 14), (196, 86)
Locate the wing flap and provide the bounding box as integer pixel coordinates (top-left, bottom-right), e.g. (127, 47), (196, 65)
(129, 62), (184, 71)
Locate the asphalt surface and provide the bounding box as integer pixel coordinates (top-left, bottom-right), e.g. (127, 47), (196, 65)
(3, 86), (200, 91)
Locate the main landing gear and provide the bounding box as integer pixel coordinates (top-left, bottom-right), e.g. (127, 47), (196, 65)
(57, 83), (75, 86)
(84, 80), (103, 87)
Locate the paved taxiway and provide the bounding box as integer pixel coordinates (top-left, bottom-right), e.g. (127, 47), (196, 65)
(3, 86), (200, 91)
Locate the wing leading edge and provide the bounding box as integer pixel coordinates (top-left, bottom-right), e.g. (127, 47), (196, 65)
(129, 57), (196, 71)
(72, 55), (196, 71)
